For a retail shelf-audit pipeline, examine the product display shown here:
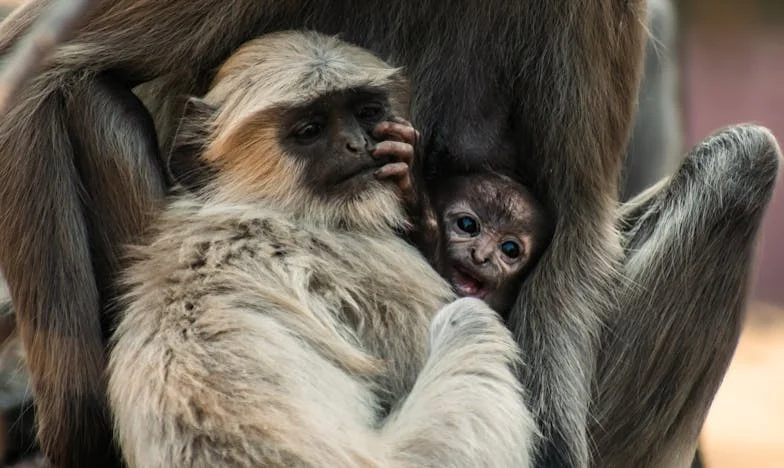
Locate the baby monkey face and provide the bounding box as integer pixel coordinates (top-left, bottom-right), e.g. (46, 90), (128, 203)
(444, 204), (532, 303)
(439, 175), (550, 312)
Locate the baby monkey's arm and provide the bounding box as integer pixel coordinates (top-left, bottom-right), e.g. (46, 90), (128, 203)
(373, 119), (439, 254)
(372, 117), (417, 205)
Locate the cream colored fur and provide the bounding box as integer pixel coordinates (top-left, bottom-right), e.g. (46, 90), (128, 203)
(107, 31), (536, 468)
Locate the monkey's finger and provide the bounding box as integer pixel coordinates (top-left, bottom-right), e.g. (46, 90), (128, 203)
(373, 121), (418, 145)
(391, 117), (421, 142)
(373, 140), (414, 164)
(374, 162), (410, 181)
(373, 121), (415, 143)
(391, 116), (416, 129)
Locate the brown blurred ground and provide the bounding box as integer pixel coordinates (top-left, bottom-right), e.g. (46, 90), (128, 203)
(701, 303), (784, 467)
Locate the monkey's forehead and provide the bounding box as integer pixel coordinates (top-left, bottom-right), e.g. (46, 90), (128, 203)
(209, 31), (404, 101)
(445, 190), (541, 226)
(207, 63), (406, 126)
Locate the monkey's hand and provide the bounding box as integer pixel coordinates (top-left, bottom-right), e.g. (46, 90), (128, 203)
(428, 298), (510, 351)
(373, 118), (419, 205)
(425, 298), (521, 382)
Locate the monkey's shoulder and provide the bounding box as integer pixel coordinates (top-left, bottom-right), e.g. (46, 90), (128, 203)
(125, 199), (453, 305)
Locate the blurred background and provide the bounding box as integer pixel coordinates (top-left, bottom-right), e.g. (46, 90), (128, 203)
(0, 0), (781, 466)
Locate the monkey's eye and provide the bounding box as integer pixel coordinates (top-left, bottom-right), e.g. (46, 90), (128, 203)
(293, 122), (324, 142)
(500, 241), (521, 259)
(356, 103), (384, 121)
(456, 216), (479, 235)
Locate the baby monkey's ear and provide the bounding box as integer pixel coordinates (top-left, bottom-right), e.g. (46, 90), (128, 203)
(167, 97), (219, 192)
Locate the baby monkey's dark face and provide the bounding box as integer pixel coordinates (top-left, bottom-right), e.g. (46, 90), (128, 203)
(278, 87), (412, 200)
(439, 176), (550, 312)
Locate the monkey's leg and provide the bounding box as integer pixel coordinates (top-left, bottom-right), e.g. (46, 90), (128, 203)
(382, 298), (536, 467)
(67, 73), (167, 315)
(590, 124), (782, 468)
(0, 73), (165, 467)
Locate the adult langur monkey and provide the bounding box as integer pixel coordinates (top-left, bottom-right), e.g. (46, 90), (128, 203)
(106, 30), (534, 467)
(0, 2), (648, 466)
(0, 2), (781, 468)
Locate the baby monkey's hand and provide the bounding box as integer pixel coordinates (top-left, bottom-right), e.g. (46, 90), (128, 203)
(372, 117), (419, 204)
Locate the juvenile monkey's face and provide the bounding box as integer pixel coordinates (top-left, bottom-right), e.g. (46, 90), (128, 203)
(436, 176), (549, 312)
(441, 204), (533, 311)
(278, 87), (399, 200)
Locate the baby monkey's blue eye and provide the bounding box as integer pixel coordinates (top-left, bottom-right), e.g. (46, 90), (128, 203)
(456, 216), (479, 235)
(500, 241), (521, 259)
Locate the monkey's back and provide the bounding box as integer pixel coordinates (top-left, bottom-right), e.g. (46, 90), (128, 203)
(107, 196), (455, 466)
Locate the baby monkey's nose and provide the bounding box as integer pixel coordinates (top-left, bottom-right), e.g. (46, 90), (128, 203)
(471, 248), (490, 264)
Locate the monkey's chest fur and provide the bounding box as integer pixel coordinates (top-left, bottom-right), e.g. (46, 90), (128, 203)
(115, 198), (455, 419)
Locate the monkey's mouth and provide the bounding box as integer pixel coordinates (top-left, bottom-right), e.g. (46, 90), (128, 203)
(338, 157), (394, 185)
(451, 266), (488, 299)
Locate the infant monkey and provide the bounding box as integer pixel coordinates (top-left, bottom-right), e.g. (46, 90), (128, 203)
(374, 122), (553, 313)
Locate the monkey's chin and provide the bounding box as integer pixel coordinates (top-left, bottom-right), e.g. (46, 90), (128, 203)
(326, 181), (409, 234)
(450, 267), (488, 299)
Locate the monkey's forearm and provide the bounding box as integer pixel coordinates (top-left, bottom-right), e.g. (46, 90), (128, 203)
(110, 299), (532, 467)
(382, 298), (535, 467)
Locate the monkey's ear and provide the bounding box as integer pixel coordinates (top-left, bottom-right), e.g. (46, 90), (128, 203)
(166, 97), (218, 192)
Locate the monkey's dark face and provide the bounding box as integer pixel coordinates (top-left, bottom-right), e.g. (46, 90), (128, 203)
(193, 39), (412, 232)
(437, 176), (549, 312)
(278, 87), (398, 199)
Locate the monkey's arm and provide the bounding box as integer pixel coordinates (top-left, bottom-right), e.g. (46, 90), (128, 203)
(383, 298), (535, 466)
(110, 295), (533, 467)
(0, 2), (279, 462)
(590, 125), (782, 467)
(372, 119), (439, 251)
(67, 74), (167, 304)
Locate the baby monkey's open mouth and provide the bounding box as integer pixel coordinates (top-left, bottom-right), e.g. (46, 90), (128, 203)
(451, 265), (488, 299)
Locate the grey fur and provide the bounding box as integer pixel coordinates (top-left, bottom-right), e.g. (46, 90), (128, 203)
(4, 2), (773, 468)
(592, 124), (782, 467)
(0, 2), (648, 465)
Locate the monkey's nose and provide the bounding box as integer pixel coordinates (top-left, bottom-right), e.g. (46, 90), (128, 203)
(346, 136), (368, 154)
(471, 248), (489, 264)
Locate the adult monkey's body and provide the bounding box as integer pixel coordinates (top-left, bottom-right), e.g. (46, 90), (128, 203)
(0, 2), (780, 468)
(0, 3), (646, 466)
